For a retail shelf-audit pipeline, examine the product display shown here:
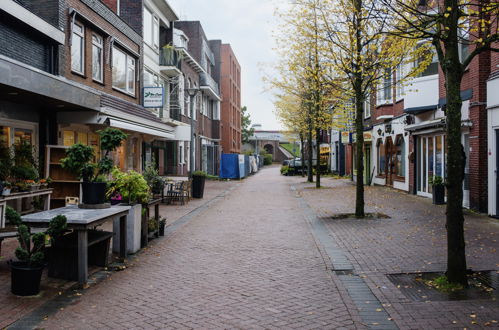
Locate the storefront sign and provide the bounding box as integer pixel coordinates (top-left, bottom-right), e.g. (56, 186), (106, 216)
(363, 132), (372, 142)
(341, 131), (351, 144)
(143, 87), (164, 108)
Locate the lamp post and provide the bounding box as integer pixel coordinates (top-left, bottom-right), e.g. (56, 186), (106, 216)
(187, 87), (200, 178)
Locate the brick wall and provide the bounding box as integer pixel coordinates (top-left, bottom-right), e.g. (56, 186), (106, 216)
(101, 0), (117, 13)
(63, 0), (142, 104)
(118, 0), (143, 36)
(220, 44), (241, 153)
(15, 0), (64, 29)
(0, 15), (53, 73)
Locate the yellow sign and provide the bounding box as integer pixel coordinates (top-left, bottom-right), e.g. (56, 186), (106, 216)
(341, 131), (350, 144)
(363, 132), (372, 142)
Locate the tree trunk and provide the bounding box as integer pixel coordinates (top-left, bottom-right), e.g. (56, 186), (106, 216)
(307, 128), (313, 182)
(444, 58), (467, 286)
(316, 129), (321, 188)
(300, 133), (305, 177)
(354, 90), (365, 218)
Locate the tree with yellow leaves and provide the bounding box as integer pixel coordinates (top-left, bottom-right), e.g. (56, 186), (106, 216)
(270, 0), (335, 187)
(312, 0), (425, 217)
(380, 0), (499, 286)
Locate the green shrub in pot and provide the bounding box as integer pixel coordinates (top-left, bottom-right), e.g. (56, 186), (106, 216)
(107, 167), (151, 205)
(61, 128), (127, 204)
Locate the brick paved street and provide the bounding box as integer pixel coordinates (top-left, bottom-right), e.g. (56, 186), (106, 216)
(4, 166), (499, 329)
(35, 167), (358, 329)
(292, 172), (499, 329)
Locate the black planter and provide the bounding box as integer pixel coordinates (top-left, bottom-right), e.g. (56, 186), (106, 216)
(81, 182), (107, 205)
(432, 184), (445, 205)
(192, 175), (206, 199)
(159, 220), (166, 236)
(10, 261), (44, 296)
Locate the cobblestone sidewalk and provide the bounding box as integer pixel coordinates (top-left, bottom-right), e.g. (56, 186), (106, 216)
(292, 173), (499, 329)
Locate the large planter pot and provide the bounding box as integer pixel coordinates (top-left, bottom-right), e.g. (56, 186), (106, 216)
(10, 261), (44, 296)
(158, 220), (166, 236)
(432, 184), (445, 205)
(192, 176), (206, 199)
(112, 203), (142, 254)
(81, 182), (107, 205)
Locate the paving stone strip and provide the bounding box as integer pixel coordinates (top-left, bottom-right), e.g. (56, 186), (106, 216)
(292, 185), (398, 330)
(7, 184), (238, 330)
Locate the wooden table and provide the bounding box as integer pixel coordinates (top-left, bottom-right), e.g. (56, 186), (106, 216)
(0, 188), (53, 228)
(22, 205), (130, 285)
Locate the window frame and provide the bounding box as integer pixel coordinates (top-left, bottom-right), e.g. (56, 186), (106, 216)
(112, 47), (136, 96)
(71, 22), (85, 75)
(91, 34), (104, 83)
(395, 135), (405, 178)
(377, 139), (386, 176)
(377, 69), (393, 106)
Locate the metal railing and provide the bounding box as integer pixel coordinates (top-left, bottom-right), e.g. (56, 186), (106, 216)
(200, 72), (220, 95)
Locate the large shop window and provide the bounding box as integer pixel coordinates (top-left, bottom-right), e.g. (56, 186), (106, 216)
(112, 47), (136, 95)
(415, 43), (438, 77)
(0, 123), (36, 149)
(377, 139), (385, 175)
(71, 22), (85, 74)
(395, 135), (405, 177)
(92, 34), (103, 82)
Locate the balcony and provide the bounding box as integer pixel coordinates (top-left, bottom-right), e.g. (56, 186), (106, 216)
(159, 46), (182, 77)
(200, 72), (220, 100)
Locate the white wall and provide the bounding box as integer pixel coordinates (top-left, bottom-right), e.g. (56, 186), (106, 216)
(487, 77), (499, 216)
(404, 75), (439, 110)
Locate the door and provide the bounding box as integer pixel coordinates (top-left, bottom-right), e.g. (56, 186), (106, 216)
(462, 133), (470, 208)
(496, 130), (499, 215)
(386, 138), (394, 186)
(364, 144), (371, 184)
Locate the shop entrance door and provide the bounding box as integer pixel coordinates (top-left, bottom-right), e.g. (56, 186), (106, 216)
(417, 135), (445, 198)
(462, 133), (470, 208)
(386, 137), (394, 186)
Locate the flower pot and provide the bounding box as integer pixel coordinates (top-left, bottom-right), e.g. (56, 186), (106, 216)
(192, 176), (206, 198)
(112, 203), (142, 254)
(2, 188), (10, 196)
(158, 220), (165, 236)
(81, 182), (107, 205)
(29, 184), (40, 191)
(432, 184), (445, 205)
(10, 261), (44, 296)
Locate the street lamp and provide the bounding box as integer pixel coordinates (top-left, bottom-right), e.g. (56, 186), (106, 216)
(187, 87), (200, 178)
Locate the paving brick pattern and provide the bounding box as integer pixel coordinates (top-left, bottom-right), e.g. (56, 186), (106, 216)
(37, 169), (357, 329)
(293, 175), (499, 329)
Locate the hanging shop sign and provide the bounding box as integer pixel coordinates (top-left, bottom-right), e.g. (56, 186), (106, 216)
(363, 132), (373, 142)
(341, 131), (351, 144)
(143, 87), (164, 108)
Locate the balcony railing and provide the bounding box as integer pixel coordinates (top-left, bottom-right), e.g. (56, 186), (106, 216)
(159, 46), (182, 70)
(200, 72), (219, 95)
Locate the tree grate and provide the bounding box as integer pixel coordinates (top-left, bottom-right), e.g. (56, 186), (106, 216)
(387, 271), (498, 302)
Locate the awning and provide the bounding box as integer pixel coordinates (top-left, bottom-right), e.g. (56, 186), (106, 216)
(404, 104), (438, 115)
(107, 118), (175, 140)
(405, 118), (446, 132)
(438, 89), (473, 107)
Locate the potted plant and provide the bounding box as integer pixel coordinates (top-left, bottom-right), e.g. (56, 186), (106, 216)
(158, 217), (166, 236)
(192, 171), (207, 198)
(0, 144), (12, 193)
(429, 175), (445, 205)
(2, 181), (12, 196)
(143, 162), (164, 195)
(6, 206), (67, 296)
(107, 167), (150, 254)
(61, 128), (127, 206)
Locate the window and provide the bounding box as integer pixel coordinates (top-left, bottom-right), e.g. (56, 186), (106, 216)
(377, 139), (385, 175)
(143, 7), (159, 50)
(179, 144), (184, 164)
(92, 34), (103, 82)
(364, 95), (371, 119)
(112, 47), (136, 95)
(377, 69), (392, 105)
(396, 64), (404, 100)
(395, 135), (405, 177)
(71, 22), (85, 74)
(415, 43), (438, 77)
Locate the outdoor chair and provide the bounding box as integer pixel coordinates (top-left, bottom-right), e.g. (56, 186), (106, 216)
(166, 181), (186, 205)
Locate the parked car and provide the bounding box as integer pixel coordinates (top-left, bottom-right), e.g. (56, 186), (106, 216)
(288, 158), (304, 175)
(282, 159), (291, 166)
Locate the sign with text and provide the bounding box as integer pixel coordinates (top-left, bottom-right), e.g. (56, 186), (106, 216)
(363, 132), (372, 142)
(143, 87), (164, 108)
(340, 131), (351, 144)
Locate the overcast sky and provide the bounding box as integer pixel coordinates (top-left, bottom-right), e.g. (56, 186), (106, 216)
(169, 0), (282, 130)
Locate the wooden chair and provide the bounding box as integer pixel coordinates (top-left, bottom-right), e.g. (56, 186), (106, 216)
(182, 180), (192, 203)
(167, 181), (185, 205)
